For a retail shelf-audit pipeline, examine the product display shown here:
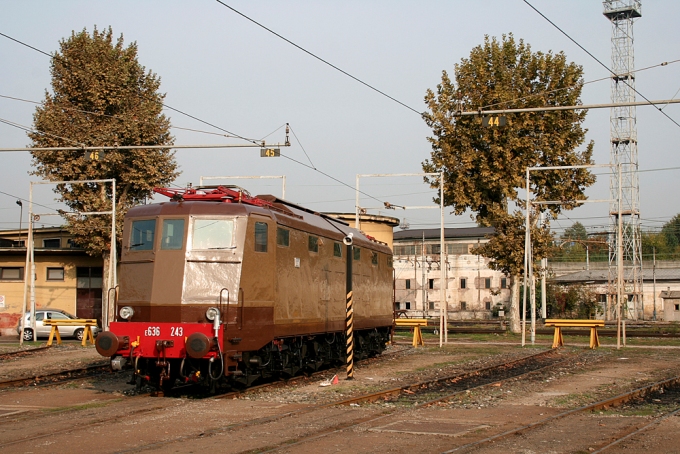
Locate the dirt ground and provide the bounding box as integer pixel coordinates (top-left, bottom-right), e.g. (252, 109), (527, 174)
(2, 339), (680, 453)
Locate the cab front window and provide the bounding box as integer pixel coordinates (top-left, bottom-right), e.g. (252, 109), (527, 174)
(192, 219), (234, 250)
(161, 219), (185, 250)
(130, 219), (156, 251)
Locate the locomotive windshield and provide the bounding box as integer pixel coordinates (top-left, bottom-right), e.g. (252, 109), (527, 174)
(130, 219), (156, 251)
(161, 219), (185, 250)
(192, 218), (235, 250)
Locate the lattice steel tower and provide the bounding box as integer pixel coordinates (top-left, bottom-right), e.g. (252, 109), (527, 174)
(604, 0), (643, 320)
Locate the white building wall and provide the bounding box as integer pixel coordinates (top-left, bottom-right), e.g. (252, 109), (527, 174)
(393, 252), (511, 320)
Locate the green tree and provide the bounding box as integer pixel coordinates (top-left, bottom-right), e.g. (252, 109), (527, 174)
(28, 27), (179, 322)
(661, 214), (680, 251)
(422, 34), (595, 332)
(562, 222), (587, 241)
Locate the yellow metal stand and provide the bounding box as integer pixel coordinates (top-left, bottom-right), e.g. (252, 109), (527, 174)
(43, 319), (97, 346)
(47, 325), (62, 346)
(395, 318), (428, 348)
(545, 319), (604, 349)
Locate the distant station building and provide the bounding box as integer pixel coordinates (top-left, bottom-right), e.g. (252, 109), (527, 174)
(0, 228), (103, 336)
(552, 267), (680, 321)
(392, 227), (511, 319)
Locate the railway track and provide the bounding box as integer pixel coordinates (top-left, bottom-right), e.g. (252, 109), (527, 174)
(0, 346), (51, 361)
(445, 374), (680, 453)
(112, 348), (567, 453)
(0, 363), (110, 390)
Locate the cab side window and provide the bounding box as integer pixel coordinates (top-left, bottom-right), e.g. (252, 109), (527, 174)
(255, 222), (268, 252)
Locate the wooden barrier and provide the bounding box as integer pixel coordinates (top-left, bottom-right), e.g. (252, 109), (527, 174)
(544, 319), (605, 349)
(42, 319), (97, 347)
(395, 318), (428, 347)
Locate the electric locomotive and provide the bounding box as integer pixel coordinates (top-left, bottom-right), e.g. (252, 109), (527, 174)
(95, 186), (393, 391)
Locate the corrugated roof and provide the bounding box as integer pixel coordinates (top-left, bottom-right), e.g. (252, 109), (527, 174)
(393, 227), (494, 241)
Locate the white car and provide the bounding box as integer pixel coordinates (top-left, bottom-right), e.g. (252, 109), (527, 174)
(16, 309), (100, 342)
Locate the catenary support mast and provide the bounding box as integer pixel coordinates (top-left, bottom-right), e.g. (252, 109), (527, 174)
(604, 0), (643, 321)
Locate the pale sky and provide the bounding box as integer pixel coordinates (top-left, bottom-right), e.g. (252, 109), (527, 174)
(1, 1), (679, 237)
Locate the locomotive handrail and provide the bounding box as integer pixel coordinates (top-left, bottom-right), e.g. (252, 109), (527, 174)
(239, 288), (244, 330)
(108, 285), (119, 324)
(219, 288), (229, 329)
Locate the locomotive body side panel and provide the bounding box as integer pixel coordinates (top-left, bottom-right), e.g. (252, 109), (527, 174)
(235, 213), (276, 351)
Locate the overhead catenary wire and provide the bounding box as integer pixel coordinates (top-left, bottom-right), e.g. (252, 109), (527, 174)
(0, 31), (262, 146)
(522, 0), (680, 130)
(0, 93), (255, 140)
(0, 31), (401, 209)
(213, 0), (422, 116)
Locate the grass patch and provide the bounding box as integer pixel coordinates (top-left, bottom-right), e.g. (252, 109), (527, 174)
(43, 399), (120, 413)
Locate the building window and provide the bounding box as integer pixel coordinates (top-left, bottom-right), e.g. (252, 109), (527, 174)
(46, 267), (64, 281)
(395, 302), (401, 310)
(485, 301), (491, 310)
(131, 219), (156, 251)
(371, 252), (378, 265)
(0, 267), (24, 280)
(405, 279), (411, 289)
(277, 228), (290, 247)
(429, 301), (435, 310)
(460, 301), (466, 310)
(501, 277), (508, 289)
(485, 278), (492, 289)
(460, 278), (467, 289)
(598, 294), (607, 303)
(354, 247), (361, 261)
(43, 238), (61, 248)
(254, 222), (268, 252)
(448, 243), (470, 254)
(333, 242), (342, 257)
(429, 279), (434, 289)
(308, 235), (319, 253)
(428, 244), (441, 255)
(405, 302), (411, 310)
(675, 304), (680, 311)
(161, 219), (185, 250)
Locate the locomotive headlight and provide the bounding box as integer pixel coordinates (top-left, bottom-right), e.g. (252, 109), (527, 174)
(119, 306), (135, 320)
(205, 307), (220, 321)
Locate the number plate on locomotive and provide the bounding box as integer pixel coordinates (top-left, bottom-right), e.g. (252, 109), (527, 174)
(143, 326), (184, 337)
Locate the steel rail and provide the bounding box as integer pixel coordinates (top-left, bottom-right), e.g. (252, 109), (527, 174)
(0, 345), (51, 361)
(111, 349), (560, 453)
(591, 406), (680, 453)
(252, 350), (572, 454)
(443, 374), (680, 453)
(0, 363), (109, 390)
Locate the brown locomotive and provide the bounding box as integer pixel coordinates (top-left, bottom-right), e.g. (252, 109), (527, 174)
(95, 186), (394, 390)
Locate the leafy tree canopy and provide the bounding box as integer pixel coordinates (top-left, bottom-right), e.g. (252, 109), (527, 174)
(661, 214), (680, 251)
(422, 34), (595, 275)
(562, 222), (588, 242)
(28, 27), (179, 256)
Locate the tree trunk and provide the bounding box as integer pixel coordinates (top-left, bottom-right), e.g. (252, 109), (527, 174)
(509, 275), (521, 333)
